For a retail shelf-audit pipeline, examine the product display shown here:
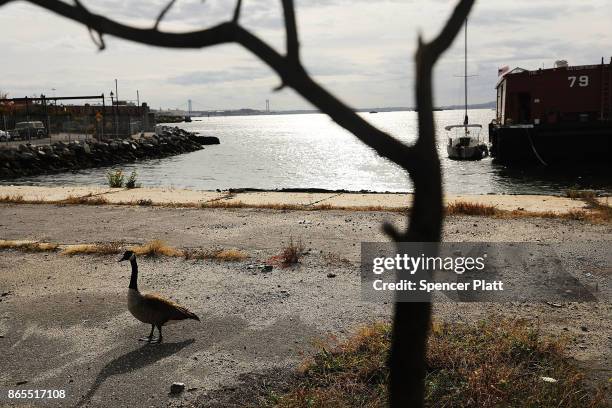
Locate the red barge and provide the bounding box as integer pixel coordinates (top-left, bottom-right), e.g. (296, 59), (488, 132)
(489, 58), (612, 165)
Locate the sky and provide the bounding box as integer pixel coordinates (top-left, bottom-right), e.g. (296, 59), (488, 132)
(0, 0), (610, 111)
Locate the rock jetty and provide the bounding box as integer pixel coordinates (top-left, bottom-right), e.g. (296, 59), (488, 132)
(0, 127), (218, 179)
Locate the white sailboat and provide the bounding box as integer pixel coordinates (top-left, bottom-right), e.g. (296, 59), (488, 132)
(446, 18), (488, 161)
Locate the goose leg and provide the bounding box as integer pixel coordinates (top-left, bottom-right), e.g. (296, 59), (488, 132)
(139, 324), (155, 342)
(149, 324), (163, 344)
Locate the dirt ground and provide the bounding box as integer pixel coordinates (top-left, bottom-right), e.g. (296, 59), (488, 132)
(0, 203), (610, 407)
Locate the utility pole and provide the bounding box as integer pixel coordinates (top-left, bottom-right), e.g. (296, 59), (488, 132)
(266, 99), (270, 113)
(42, 94), (50, 143)
(115, 79), (120, 137)
(101, 93), (106, 140)
(137, 90), (143, 133)
(25, 96), (30, 141)
(110, 91), (117, 139)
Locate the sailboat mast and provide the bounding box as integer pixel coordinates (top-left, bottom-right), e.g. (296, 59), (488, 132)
(464, 17), (468, 126)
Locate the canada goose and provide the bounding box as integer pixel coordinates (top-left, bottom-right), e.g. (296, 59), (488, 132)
(119, 250), (200, 343)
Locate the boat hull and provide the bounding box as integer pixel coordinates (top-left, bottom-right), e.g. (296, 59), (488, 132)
(489, 122), (612, 165)
(447, 144), (488, 161)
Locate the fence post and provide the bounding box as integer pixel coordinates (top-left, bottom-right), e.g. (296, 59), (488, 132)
(25, 96), (31, 142)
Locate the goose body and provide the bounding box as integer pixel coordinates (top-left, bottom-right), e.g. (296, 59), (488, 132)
(127, 289), (199, 325)
(120, 250), (199, 343)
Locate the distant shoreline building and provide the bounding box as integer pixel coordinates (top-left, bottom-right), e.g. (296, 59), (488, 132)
(0, 95), (155, 138)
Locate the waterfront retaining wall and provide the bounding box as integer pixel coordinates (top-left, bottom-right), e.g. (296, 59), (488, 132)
(0, 127), (218, 179)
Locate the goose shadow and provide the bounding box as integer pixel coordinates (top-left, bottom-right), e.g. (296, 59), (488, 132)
(74, 339), (194, 407)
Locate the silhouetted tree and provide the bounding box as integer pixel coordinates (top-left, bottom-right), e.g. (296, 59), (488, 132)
(0, 0), (474, 405)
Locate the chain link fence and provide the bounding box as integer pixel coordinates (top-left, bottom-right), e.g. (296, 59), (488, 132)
(0, 96), (154, 148)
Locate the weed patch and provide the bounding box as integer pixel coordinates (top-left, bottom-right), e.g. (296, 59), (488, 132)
(125, 170), (140, 189)
(130, 239), (184, 257)
(61, 194), (109, 205)
(60, 242), (122, 256)
(267, 238), (305, 268)
(446, 201), (498, 216)
(106, 169), (124, 188)
(136, 199), (153, 206)
(0, 194), (25, 203)
(0, 239), (58, 252)
(565, 189), (597, 199)
(265, 318), (605, 407)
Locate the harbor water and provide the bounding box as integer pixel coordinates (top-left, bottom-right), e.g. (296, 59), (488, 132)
(4, 110), (611, 195)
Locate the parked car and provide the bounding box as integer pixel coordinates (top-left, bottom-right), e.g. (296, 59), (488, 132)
(0, 130), (9, 142)
(11, 121), (47, 140)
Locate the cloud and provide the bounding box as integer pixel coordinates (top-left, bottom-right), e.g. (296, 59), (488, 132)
(168, 66), (271, 85)
(0, 0), (610, 110)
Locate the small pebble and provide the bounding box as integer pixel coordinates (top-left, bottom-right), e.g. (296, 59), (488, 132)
(170, 382), (185, 395)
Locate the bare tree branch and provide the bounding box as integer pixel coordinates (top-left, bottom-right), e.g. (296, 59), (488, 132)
(385, 0), (473, 244)
(281, 0), (300, 63)
(74, 0), (105, 50)
(86, 26), (106, 50)
(232, 0), (242, 24)
(154, 0), (177, 30)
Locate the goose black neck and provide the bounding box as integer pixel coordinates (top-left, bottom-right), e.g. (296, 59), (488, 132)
(128, 257), (138, 290)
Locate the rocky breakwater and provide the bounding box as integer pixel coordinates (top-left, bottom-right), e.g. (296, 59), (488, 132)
(0, 127), (214, 179)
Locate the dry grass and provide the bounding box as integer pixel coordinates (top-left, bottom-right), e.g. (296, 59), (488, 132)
(311, 203), (404, 212)
(135, 198), (153, 206)
(0, 236), (248, 261)
(61, 194), (109, 205)
(1, 237), (254, 262)
(201, 200), (314, 211)
(505, 207), (610, 223)
(0, 194), (48, 204)
(266, 238), (305, 268)
(200, 200), (405, 213)
(130, 239), (184, 257)
(281, 237), (305, 266)
(197, 198), (608, 223)
(446, 201), (499, 216)
(60, 242), (122, 256)
(184, 248), (248, 262)
(565, 189), (597, 199)
(582, 197), (612, 223)
(200, 200), (252, 209)
(113, 200), (198, 208)
(0, 239), (58, 252)
(265, 318), (605, 408)
(0, 193), (406, 212)
(0, 194), (25, 203)
(446, 199), (611, 224)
